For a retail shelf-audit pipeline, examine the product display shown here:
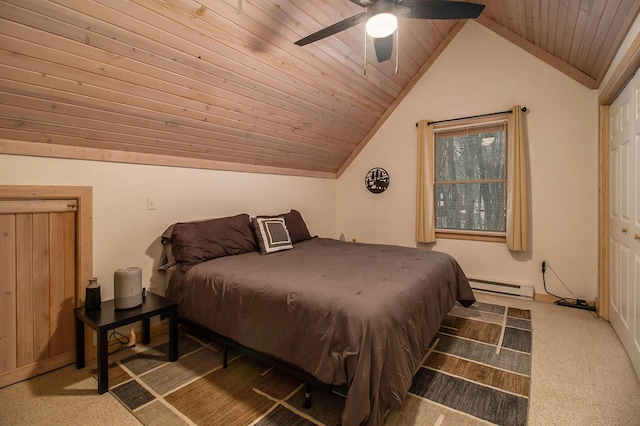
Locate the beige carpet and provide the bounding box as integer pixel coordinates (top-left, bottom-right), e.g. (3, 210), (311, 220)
(107, 301), (531, 425)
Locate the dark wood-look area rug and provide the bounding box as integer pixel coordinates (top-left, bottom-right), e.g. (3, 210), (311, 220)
(105, 301), (531, 425)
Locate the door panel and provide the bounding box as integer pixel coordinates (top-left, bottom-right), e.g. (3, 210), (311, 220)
(610, 146), (620, 219)
(611, 237), (619, 313)
(620, 245), (630, 328)
(0, 200), (77, 387)
(621, 142), (630, 221)
(636, 254), (640, 349)
(0, 215), (17, 374)
(48, 212), (76, 358)
(32, 213), (51, 363)
(609, 70), (640, 380)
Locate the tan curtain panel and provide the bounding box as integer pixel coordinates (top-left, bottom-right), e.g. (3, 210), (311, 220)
(416, 120), (436, 243)
(506, 105), (529, 251)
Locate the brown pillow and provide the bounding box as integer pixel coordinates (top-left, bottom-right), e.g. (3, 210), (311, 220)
(255, 209), (312, 244)
(171, 214), (257, 270)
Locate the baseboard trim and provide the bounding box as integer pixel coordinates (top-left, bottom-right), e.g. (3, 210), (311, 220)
(533, 292), (558, 304)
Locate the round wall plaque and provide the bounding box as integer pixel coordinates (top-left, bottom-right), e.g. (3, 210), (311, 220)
(365, 167), (390, 194)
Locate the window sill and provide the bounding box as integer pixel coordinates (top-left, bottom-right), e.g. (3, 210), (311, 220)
(435, 231), (506, 243)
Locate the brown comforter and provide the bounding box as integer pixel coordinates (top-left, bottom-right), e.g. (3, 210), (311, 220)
(166, 237), (474, 425)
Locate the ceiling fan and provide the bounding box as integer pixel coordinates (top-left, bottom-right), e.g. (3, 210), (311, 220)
(295, 0), (485, 64)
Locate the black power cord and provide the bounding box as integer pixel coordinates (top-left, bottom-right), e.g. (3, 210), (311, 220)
(107, 330), (132, 355)
(542, 260), (574, 302)
(542, 260), (596, 312)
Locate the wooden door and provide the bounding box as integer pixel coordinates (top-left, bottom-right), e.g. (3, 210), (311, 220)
(0, 198), (78, 387)
(609, 70), (640, 380)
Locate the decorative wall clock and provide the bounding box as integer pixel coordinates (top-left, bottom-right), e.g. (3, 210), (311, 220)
(365, 167), (390, 194)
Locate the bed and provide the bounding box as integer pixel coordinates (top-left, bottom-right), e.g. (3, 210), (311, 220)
(160, 211), (475, 426)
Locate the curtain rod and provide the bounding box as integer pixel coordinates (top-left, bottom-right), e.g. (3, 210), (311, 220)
(416, 106), (527, 127)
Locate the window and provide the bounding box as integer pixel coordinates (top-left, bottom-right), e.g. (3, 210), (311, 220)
(434, 118), (507, 240)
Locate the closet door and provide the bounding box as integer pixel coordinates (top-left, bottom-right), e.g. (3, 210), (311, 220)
(0, 199), (77, 388)
(609, 70), (640, 380)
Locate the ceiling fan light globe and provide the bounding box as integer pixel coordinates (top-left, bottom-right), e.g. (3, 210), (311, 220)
(366, 13), (397, 38)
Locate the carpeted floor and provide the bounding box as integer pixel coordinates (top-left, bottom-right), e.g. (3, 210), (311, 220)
(107, 301), (531, 425)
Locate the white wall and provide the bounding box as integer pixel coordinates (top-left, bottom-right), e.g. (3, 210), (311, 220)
(0, 155), (336, 299)
(336, 21), (599, 300)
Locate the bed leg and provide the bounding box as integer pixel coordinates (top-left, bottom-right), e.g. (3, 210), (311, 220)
(223, 345), (228, 369)
(302, 382), (312, 409)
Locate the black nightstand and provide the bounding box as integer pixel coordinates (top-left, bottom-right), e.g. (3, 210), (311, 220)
(74, 292), (178, 394)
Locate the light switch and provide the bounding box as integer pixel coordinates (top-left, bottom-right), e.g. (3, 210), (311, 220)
(147, 196), (157, 210)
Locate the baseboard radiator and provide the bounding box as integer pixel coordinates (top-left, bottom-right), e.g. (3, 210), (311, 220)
(469, 278), (534, 299)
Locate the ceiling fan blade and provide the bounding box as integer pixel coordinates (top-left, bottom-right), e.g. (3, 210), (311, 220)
(399, 1), (485, 20)
(295, 12), (368, 46)
(373, 34), (394, 62)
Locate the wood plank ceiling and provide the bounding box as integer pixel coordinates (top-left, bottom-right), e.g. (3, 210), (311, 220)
(1, 0), (639, 178)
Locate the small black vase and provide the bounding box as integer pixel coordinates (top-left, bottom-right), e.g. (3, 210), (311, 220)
(85, 277), (101, 310)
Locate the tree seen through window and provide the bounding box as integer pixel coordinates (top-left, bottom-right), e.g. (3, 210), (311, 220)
(435, 123), (506, 233)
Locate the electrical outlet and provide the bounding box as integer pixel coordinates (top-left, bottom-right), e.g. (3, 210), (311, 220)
(126, 329), (136, 347)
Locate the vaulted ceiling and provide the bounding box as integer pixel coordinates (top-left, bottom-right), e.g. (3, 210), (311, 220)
(1, 0), (639, 178)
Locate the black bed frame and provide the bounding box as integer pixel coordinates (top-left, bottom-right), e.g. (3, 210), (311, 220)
(180, 318), (348, 409)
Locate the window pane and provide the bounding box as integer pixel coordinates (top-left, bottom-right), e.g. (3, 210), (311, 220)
(435, 182), (505, 231)
(436, 130), (505, 182)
